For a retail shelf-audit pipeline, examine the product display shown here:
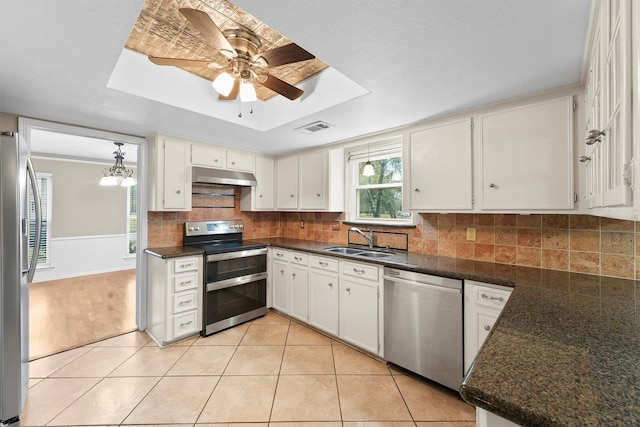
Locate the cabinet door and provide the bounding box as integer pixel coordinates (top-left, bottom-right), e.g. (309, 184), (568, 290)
(227, 150), (254, 172)
(277, 155), (299, 209)
(272, 260), (291, 313)
(339, 278), (379, 354)
(601, 0), (632, 207)
(299, 151), (326, 210)
(409, 119), (473, 210)
(480, 96), (573, 209)
(255, 156), (274, 210)
(584, 21), (604, 209)
(290, 265), (308, 322)
(163, 139), (191, 210)
(308, 269), (339, 335)
(192, 144), (225, 168)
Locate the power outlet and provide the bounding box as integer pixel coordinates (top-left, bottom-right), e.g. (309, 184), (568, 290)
(331, 221), (340, 230)
(466, 227), (477, 241)
(300, 220), (305, 229)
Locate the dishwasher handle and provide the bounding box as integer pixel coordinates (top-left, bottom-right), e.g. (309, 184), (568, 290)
(383, 274), (461, 294)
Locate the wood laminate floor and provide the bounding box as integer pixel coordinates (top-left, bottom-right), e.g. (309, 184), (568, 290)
(29, 269), (137, 360)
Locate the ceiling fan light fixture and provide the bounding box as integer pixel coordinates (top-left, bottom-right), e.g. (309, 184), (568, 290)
(212, 72), (234, 96)
(240, 81), (257, 103)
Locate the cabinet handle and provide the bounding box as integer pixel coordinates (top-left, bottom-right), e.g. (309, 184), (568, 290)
(294, 256), (302, 261)
(178, 281), (191, 286)
(292, 273), (296, 278)
(277, 253), (284, 257)
(488, 183), (496, 188)
(214, 158), (219, 162)
(259, 194), (263, 198)
(180, 320), (193, 327)
(585, 129), (605, 145)
(346, 287), (351, 295)
(179, 299), (193, 305)
(290, 194), (295, 198)
(319, 261), (328, 267)
(176, 190), (181, 194)
(328, 282), (333, 288)
(579, 156), (592, 163)
(481, 293), (504, 302)
(316, 193), (320, 197)
(484, 325), (491, 331)
(413, 188), (420, 192)
(280, 269), (285, 274)
(353, 268), (365, 275)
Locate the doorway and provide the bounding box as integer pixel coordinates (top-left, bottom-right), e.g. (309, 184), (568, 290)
(20, 118), (147, 360)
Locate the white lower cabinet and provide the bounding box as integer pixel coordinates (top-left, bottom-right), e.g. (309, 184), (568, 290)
(290, 252), (309, 322)
(339, 260), (382, 355)
(463, 280), (512, 373)
(146, 253), (203, 347)
(272, 249), (291, 313)
(308, 255), (340, 336)
(476, 407), (522, 427)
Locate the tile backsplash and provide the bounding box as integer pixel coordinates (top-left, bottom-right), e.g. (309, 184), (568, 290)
(147, 189), (639, 280)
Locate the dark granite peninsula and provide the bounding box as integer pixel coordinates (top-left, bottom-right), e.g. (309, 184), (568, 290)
(249, 237), (640, 427)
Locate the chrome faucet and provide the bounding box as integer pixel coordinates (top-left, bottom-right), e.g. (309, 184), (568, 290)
(350, 227), (374, 249)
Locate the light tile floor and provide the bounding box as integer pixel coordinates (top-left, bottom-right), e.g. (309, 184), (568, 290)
(22, 310), (476, 427)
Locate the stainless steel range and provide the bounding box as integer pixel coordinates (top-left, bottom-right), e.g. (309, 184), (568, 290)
(184, 220), (268, 336)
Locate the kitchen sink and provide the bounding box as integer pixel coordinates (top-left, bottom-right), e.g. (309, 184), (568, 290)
(323, 246), (364, 255)
(323, 246), (393, 258)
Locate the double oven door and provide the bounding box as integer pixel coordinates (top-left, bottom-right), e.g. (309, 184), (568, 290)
(203, 247), (268, 336)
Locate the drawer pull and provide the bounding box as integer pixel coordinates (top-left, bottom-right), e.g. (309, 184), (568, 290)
(346, 287), (351, 295)
(179, 299), (193, 305)
(178, 281), (192, 286)
(484, 325), (491, 331)
(292, 273), (296, 278)
(353, 268), (365, 274)
(280, 269), (285, 274)
(277, 253), (284, 257)
(319, 261), (328, 267)
(481, 293), (504, 302)
(294, 256), (302, 261)
(328, 282), (333, 288)
(179, 320), (193, 327)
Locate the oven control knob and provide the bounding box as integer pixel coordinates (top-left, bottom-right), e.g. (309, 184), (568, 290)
(239, 224), (244, 229)
(195, 226), (200, 231)
(188, 227), (193, 231)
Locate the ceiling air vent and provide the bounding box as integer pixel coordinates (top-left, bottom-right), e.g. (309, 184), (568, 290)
(295, 121), (333, 134)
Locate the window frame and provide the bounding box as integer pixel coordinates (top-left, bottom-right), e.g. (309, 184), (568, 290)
(31, 172), (53, 268)
(346, 138), (412, 225)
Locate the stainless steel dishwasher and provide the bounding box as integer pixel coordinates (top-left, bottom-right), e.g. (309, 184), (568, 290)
(383, 267), (463, 390)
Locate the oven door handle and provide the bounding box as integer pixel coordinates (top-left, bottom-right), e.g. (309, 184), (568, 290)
(206, 272), (268, 292)
(206, 247), (268, 262)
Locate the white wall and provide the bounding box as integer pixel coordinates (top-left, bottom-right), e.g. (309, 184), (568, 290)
(33, 235), (136, 283)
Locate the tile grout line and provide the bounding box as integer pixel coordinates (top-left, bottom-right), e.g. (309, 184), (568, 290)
(266, 318), (290, 424)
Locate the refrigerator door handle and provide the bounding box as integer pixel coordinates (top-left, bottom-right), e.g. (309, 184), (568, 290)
(26, 157), (41, 284)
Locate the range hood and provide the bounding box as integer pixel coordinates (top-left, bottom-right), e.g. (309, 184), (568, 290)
(192, 167), (257, 187)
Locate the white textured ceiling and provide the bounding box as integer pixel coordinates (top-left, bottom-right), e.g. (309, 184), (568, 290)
(0, 0), (592, 156)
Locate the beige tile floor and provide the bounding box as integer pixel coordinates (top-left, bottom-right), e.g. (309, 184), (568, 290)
(22, 310), (475, 427)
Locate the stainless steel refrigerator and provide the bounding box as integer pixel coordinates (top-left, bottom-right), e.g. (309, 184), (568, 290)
(0, 131), (41, 426)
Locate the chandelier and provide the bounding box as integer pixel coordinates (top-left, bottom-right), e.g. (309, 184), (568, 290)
(99, 142), (136, 187)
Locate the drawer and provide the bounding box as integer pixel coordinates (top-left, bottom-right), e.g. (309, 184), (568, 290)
(468, 281), (511, 311)
(272, 248), (289, 261)
(173, 290), (198, 314)
(342, 260), (379, 282)
(290, 251), (308, 266)
(173, 272), (198, 292)
(309, 255), (339, 272)
(174, 257), (199, 273)
(173, 310), (198, 338)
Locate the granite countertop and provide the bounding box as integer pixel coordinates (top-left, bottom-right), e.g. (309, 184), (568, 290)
(248, 237), (640, 427)
(144, 246), (204, 259)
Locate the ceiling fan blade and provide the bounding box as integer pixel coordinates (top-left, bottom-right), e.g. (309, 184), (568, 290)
(256, 73), (303, 100)
(218, 78), (240, 101)
(179, 8), (237, 57)
(148, 57), (213, 68)
(254, 43), (315, 68)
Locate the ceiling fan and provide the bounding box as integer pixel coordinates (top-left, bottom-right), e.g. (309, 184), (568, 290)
(148, 8), (315, 102)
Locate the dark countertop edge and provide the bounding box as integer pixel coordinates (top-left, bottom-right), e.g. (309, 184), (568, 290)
(144, 246), (204, 259)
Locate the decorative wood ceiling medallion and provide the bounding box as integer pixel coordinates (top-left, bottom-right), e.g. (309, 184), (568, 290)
(125, 0), (328, 101)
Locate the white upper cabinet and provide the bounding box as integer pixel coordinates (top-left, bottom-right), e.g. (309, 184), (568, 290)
(409, 118), (473, 210)
(276, 148), (344, 212)
(276, 155), (299, 209)
(192, 144), (225, 168)
(241, 156), (275, 211)
(226, 150), (254, 172)
(479, 96), (574, 210)
(147, 133), (191, 211)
